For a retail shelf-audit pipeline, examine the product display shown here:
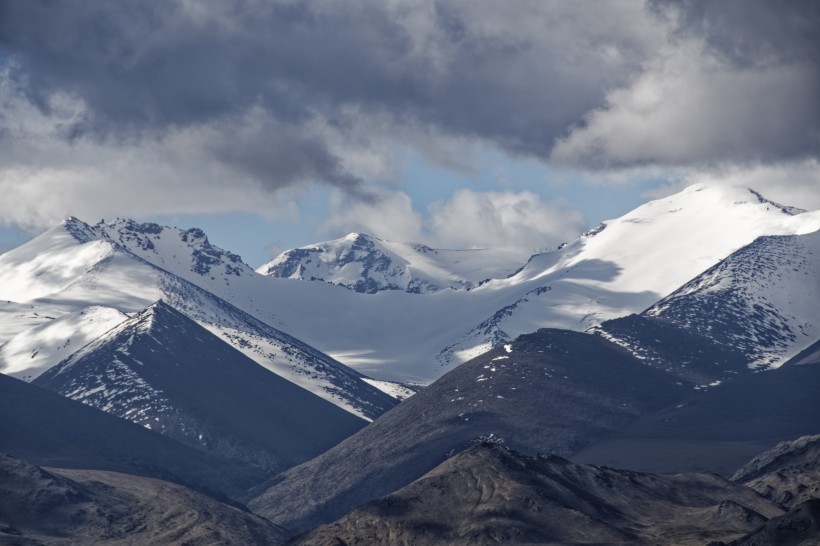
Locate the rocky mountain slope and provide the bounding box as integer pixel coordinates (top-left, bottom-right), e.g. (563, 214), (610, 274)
(0, 373), (264, 498)
(292, 443), (784, 546)
(573, 356), (820, 476)
(34, 301), (367, 475)
(0, 454), (286, 545)
(248, 329), (688, 534)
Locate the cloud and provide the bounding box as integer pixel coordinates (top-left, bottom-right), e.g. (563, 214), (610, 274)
(645, 160), (820, 211)
(320, 190), (424, 245)
(0, 75), (299, 229)
(0, 1), (663, 194)
(321, 188), (585, 258)
(551, 40), (820, 167)
(429, 189), (584, 253)
(0, 0), (818, 229)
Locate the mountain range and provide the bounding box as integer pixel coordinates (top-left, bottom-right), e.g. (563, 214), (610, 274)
(0, 182), (818, 544)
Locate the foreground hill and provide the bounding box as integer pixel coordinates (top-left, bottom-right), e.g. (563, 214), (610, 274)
(34, 301), (367, 475)
(734, 434), (820, 509)
(0, 454), (286, 545)
(248, 329), (687, 534)
(292, 443), (784, 546)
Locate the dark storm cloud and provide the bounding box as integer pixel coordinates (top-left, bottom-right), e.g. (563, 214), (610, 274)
(0, 0), (646, 185)
(0, 0), (818, 186)
(652, 0), (820, 68)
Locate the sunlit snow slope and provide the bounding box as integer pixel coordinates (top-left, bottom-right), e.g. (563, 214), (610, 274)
(0, 219), (397, 419)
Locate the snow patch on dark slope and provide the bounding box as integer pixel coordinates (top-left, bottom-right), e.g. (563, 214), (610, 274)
(644, 230), (820, 369)
(0, 373), (266, 497)
(259, 232), (525, 293)
(248, 329), (688, 534)
(34, 300), (367, 475)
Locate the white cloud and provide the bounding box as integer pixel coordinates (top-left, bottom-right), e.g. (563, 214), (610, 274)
(551, 38), (820, 168)
(654, 161), (820, 212)
(321, 187), (585, 258)
(429, 189), (585, 254)
(320, 190), (425, 244)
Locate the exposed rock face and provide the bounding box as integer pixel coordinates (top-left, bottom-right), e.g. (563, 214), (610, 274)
(722, 499), (820, 546)
(249, 329), (688, 534)
(733, 435), (820, 509)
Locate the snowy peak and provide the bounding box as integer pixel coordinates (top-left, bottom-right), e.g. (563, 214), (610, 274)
(0, 219), (116, 303)
(644, 230), (820, 369)
(259, 232), (525, 294)
(35, 299), (367, 473)
(62, 216), (99, 243)
(90, 218), (254, 280)
(433, 184), (820, 372)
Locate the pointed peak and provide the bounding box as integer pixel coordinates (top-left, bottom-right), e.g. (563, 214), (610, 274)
(130, 300), (191, 333)
(141, 299), (185, 318)
(343, 232), (378, 243)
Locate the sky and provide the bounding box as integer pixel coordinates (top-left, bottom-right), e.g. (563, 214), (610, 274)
(0, 0), (818, 267)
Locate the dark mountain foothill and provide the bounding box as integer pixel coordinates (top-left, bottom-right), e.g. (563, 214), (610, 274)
(574, 361), (820, 476)
(249, 328), (690, 534)
(0, 453), (287, 546)
(291, 443), (785, 546)
(0, 373), (262, 499)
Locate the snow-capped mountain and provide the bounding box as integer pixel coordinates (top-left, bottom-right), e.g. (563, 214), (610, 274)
(259, 232), (525, 293)
(644, 230), (820, 369)
(0, 218), (398, 420)
(1, 183), (817, 386)
(0, 306), (127, 382)
(593, 229), (820, 382)
(430, 184), (820, 372)
(34, 300), (367, 473)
